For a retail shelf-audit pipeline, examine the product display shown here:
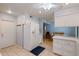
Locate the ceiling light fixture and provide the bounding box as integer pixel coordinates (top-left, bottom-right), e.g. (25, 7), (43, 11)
(65, 3), (69, 5)
(39, 11), (41, 13)
(6, 9), (12, 14)
(40, 3), (56, 10)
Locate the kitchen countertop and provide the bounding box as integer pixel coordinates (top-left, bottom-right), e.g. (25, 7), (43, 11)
(53, 35), (79, 42)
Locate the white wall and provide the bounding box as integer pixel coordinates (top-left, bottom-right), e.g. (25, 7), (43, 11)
(54, 6), (79, 27)
(0, 13), (16, 22)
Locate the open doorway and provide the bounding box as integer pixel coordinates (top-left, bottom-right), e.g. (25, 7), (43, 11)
(43, 22), (53, 50)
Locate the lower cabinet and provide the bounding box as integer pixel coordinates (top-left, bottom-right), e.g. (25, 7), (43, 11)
(53, 39), (77, 56)
(77, 42), (79, 56)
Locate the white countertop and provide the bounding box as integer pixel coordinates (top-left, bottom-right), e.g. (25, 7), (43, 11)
(53, 35), (79, 42)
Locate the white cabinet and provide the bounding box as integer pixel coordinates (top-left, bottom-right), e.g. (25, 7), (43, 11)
(53, 36), (77, 56)
(16, 24), (24, 48)
(54, 6), (79, 27)
(0, 21), (16, 49)
(55, 14), (79, 27)
(77, 42), (79, 55)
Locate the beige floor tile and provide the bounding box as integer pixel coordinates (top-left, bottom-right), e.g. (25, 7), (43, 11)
(0, 39), (58, 56)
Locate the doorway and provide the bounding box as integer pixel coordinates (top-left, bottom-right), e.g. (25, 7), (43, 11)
(43, 22), (53, 50)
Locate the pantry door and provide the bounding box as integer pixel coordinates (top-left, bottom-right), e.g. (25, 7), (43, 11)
(16, 24), (24, 48)
(0, 21), (16, 48)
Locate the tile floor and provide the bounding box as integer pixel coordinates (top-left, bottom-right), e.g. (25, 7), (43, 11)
(0, 39), (58, 56)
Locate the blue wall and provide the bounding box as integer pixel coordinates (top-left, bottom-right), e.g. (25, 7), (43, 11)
(47, 22), (75, 37)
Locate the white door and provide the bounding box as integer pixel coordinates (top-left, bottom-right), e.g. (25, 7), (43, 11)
(31, 21), (40, 49)
(16, 24), (24, 47)
(31, 22), (36, 49)
(0, 21), (16, 48)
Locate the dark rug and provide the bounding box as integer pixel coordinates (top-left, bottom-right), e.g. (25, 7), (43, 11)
(30, 46), (45, 56)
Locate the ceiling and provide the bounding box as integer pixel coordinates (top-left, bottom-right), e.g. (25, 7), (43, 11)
(0, 3), (78, 20)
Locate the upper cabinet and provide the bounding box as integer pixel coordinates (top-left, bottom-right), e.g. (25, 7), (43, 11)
(54, 4), (79, 27)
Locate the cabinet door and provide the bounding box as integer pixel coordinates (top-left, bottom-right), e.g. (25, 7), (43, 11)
(77, 42), (79, 55)
(53, 39), (76, 56)
(0, 21), (16, 48)
(16, 24), (24, 47)
(24, 23), (31, 50)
